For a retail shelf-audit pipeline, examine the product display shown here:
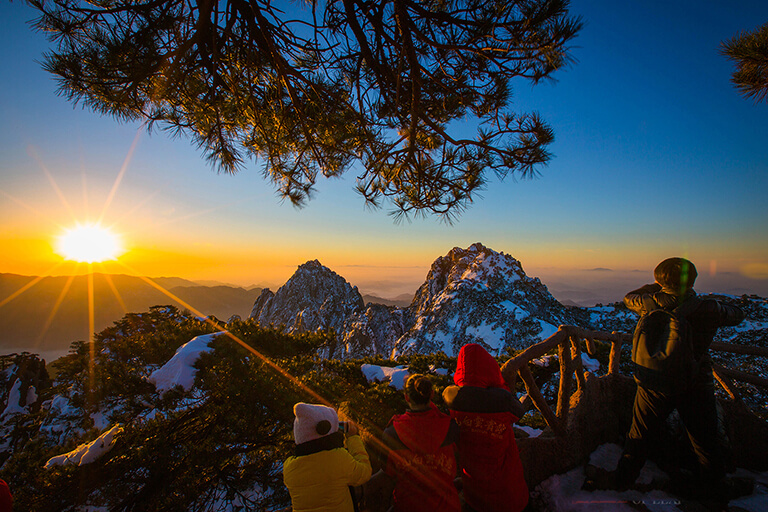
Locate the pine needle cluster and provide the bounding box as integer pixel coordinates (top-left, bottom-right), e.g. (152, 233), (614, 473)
(722, 22), (768, 104)
(29, 0), (582, 220)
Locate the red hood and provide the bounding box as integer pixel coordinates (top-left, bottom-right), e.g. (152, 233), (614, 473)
(392, 404), (451, 453)
(454, 343), (507, 389)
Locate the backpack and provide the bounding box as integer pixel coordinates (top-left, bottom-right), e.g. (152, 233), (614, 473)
(631, 297), (701, 391)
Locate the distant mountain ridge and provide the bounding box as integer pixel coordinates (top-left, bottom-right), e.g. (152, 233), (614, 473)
(362, 293), (412, 308)
(0, 270), (413, 359)
(0, 273), (262, 357)
(4, 244), (766, 361)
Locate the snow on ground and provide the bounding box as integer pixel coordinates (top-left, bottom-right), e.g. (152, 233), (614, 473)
(429, 365), (449, 376)
(537, 320), (559, 341)
(90, 411), (110, 431)
(532, 353), (599, 373)
(148, 333), (223, 394)
(1, 379), (23, 417)
(533, 355), (558, 367)
(516, 425), (543, 438)
(730, 319), (768, 335)
(581, 354), (600, 372)
(361, 363), (449, 388)
(533, 443), (768, 512)
(464, 321), (506, 354)
(361, 364), (410, 390)
(39, 393), (84, 442)
(45, 424), (123, 468)
(728, 468), (768, 512)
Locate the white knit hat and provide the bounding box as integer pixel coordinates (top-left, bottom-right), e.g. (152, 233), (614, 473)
(293, 402), (339, 444)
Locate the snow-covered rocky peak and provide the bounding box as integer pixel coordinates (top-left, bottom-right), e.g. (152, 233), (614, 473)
(249, 260), (365, 335)
(397, 243), (580, 357)
(411, 242), (543, 313)
(245, 243), (590, 359)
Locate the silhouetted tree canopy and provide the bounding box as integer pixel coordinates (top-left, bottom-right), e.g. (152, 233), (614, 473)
(722, 22), (768, 104)
(29, 0), (582, 219)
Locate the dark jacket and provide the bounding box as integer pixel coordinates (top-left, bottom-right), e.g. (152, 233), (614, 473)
(624, 283), (745, 360)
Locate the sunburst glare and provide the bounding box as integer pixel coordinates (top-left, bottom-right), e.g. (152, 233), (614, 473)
(56, 223), (123, 263)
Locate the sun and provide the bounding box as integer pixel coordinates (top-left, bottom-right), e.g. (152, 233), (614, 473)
(56, 223), (124, 263)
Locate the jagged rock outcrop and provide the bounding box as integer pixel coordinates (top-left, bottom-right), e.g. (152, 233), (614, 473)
(342, 304), (410, 359)
(249, 244), (589, 359)
(249, 259), (366, 336)
(250, 260), (409, 359)
(394, 243), (582, 356)
(1, 353), (50, 416)
(1, 353), (52, 460)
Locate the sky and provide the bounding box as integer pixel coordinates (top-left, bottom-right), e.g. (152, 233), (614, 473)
(1, 0), (767, 307)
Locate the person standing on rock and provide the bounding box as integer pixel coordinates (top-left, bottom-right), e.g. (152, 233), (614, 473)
(443, 343), (529, 512)
(592, 257), (745, 499)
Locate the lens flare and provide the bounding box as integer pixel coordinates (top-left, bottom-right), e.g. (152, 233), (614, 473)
(56, 223), (123, 263)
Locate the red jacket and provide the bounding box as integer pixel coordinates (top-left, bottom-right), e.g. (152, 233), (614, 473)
(384, 404), (460, 512)
(445, 343), (528, 512)
(0, 479), (11, 512)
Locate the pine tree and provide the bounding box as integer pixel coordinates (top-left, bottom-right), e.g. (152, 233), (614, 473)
(29, 0), (581, 219)
(722, 22), (768, 104)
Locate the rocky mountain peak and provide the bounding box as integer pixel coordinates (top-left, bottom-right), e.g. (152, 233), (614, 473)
(248, 243), (588, 359)
(411, 242), (530, 311)
(397, 243), (578, 356)
(249, 260), (364, 335)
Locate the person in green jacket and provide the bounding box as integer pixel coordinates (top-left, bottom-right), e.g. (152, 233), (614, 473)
(283, 402), (372, 512)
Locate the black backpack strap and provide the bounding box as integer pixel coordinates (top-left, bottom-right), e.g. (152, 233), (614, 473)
(349, 485), (360, 512)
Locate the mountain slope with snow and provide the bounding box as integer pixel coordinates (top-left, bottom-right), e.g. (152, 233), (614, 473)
(250, 260), (365, 336)
(394, 243), (584, 356)
(250, 243), (591, 358)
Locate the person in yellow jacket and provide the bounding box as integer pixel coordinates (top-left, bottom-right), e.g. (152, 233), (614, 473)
(283, 402), (372, 512)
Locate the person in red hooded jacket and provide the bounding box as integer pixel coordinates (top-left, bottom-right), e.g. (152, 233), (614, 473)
(443, 343), (528, 512)
(382, 374), (461, 512)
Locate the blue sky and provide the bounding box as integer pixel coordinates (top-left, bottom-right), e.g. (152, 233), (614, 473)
(1, 0), (767, 305)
